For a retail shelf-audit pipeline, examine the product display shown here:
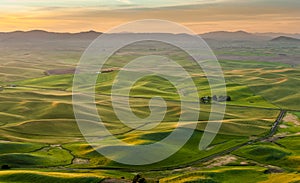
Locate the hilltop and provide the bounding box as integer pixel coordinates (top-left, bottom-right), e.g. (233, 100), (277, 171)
(200, 30), (271, 41)
(271, 36), (300, 42)
(0, 30), (102, 42)
(1, 30), (300, 42)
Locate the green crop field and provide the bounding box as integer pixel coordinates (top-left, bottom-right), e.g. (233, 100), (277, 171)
(0, 170), (104, 183)
(0, 36), (299, 182)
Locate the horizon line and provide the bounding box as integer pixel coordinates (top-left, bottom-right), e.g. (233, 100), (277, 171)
(1, 29), (300, 35)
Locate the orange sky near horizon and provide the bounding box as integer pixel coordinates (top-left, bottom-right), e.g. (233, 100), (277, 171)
(1, 0), (300, 33)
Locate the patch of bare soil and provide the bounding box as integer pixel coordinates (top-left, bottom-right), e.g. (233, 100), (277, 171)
(50, 144), (62, 149)
(283, 113), (300, 126)
(0, 140), (12, 143)
(40, 144), (62, 152)
(240, 161), (248, 165)
(72, 158), (90, 165)
(203, 155), (237, 168)
(279, 124), (288, 129)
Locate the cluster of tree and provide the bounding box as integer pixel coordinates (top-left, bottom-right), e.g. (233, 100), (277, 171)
(132, 174), (146, 183)
(200, 96), (211, 104)
(1, 165), (10, 170)
(200, 95), (231, 104)
(213, 95), (231, 102)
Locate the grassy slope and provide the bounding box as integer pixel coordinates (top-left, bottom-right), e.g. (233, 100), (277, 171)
(220, 60), (299, 110)
(0, 68), (281, 169)
(0, 170), (103, 183)
(232, 113), (300, 172)
(0, 55), (299, 181)
(160, 166), (269, 183)
(159, 166), (300, 183)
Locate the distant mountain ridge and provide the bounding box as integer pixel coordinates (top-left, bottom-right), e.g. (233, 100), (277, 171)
(270, 36), (300, 42)
(0, 30), (102, 42)
(200, 30), (271, 41)
(1, 30), (300, 42)
(255, 32), (300, 39)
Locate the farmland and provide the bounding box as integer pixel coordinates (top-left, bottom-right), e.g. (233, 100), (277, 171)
(0, 32), (299, 182)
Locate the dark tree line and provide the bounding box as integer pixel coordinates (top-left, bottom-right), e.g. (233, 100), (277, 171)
(200, 95), (231, 104)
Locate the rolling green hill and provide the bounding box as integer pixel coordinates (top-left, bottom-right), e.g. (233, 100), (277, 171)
(0, 39), (299, 182)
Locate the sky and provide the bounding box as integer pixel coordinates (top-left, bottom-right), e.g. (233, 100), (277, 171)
(0, 0), (300, 33)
